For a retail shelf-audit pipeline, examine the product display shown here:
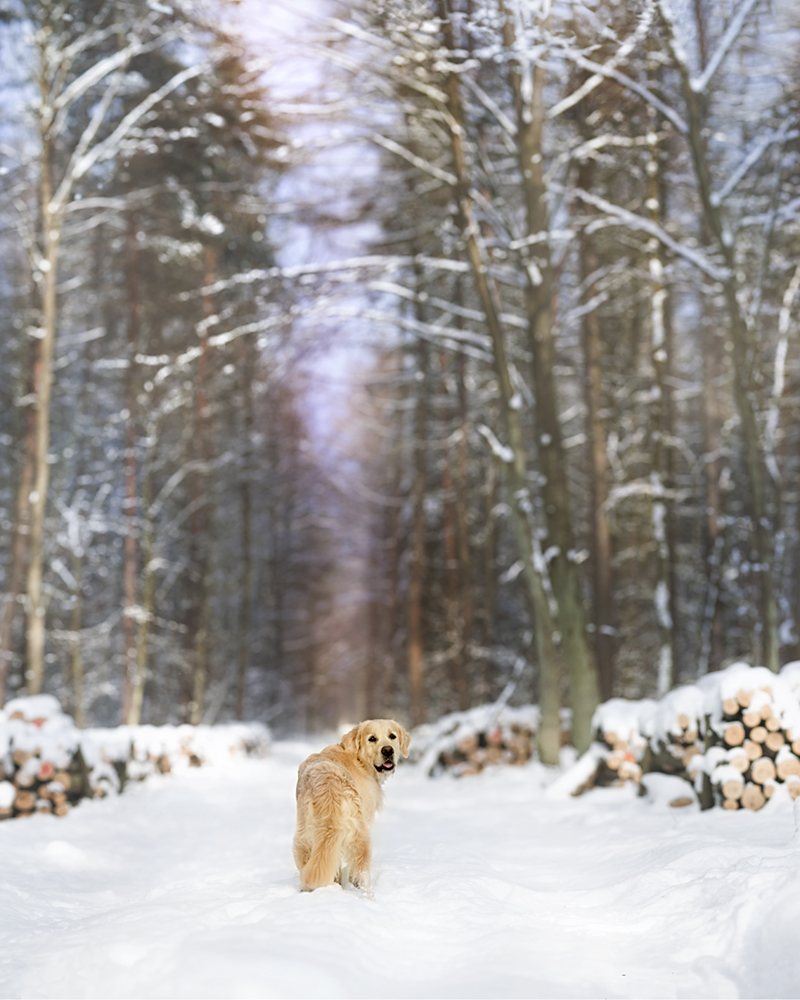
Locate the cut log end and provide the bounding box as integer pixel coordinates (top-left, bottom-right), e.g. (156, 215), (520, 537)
(776, 757), (800, 781)
(750, 758), (776, 784)
(744, 740), (762, 761)
(741, 783), (766, 811)
(765, 731), (785, 753)
(723, 722), (746, 747)
(721, 778), (744, 800)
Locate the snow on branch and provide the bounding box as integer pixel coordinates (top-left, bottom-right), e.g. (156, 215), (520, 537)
(574, 188), (729, 282)
(765, 262), (800, 482)
(462, 78), (517, 142)
(690, 0), (762, 94)
(711, 124), (798, 208)
(50, 35), (152, 133)
(178, 255), (471, 300)
(207, 316), (284, 350)
(551, 44), (687, 136)
(355, 307), (494, 363)
(477, 424), (514, 464)
(603, 479), (689, 510)
(370, 280), (529, 334)
(549, 2), (656, 120)
(369, 133), (457, 187)
(51, 63), (205, 214)
(148, 459), (218, 520)
(57, 71), (126, 210)
(326, 15), (394, 52)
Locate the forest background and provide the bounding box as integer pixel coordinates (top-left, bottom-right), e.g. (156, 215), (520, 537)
(0, 0), (798, 759)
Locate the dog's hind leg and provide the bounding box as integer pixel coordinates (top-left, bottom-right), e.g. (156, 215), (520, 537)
(301, 822), (345, 890)
(293, 835), (311, 874)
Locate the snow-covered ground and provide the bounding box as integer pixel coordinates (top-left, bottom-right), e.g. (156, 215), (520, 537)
(1, 741), (799, 999)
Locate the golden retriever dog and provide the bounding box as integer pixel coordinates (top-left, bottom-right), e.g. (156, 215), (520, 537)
(293, 719), (410, 895)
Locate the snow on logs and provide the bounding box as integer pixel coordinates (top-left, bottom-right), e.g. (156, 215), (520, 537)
(0, 695), (87, 820)
(410, 704), (553, 776)
(0, 695), (270, 822)
(705, 664), (800, 811)
(578, 661), (800, 811)
(590, 697), (655, 790)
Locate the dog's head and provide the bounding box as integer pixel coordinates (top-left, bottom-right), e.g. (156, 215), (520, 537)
(341, 719), (410, 779)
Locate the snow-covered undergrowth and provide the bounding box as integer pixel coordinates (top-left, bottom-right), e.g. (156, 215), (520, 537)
(1, 740), (799, 999)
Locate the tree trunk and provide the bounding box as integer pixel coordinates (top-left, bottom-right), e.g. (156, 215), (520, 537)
(500, 0), (599, 749)
(71, 548), (85, 729)
(121, 212), (139, 722)
(0, 381), (37, 704)
(646, 91), (676, 696)
(437, 0), (562, 761)
(188, 247), (216, 725)
(659, 3), (779, 672)
(128, 462), (154, 726)
(455, 350), (474, 708)
(25, 136), (60, 695)
(577, 157), (614, 701)
(235, 337), (255, 721)
(384, 446), (402, 712)
(440, 351), (469, 710)
(408, 331), (428, 727)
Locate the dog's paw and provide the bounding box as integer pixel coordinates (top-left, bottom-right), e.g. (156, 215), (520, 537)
(350, 870), (373, 898)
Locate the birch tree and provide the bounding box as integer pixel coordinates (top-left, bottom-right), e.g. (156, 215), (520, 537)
(16, 0), (204, 694)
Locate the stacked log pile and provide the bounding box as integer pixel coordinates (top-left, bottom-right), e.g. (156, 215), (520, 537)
(0, 695), (88, 819)
(703, 669), (800, 811)
(570, 661), (800, 811)
(640, 685), (706, 794)
(0, 696), (270, 822)
(436, 723), (535, 777)
(411, 704), (553, 776)
(591, 697), (655, 789)
(81, 722), (270, 784)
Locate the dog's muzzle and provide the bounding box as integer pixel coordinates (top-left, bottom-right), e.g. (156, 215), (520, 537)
(375, 746), (395, 773)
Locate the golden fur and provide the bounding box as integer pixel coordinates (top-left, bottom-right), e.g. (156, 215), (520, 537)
(293, 719), (410, 894)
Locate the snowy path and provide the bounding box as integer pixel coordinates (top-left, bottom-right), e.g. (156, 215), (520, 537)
(1, 742), (799, 999)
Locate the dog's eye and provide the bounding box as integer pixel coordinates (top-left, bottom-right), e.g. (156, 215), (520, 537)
(389, 734), (396, 740)
(368, 736), (377, 742)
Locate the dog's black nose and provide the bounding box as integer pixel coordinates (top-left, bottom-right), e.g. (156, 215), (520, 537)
(381, 745), (394, 758)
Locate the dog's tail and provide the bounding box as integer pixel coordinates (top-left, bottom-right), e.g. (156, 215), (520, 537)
(302, 821), (345, 889)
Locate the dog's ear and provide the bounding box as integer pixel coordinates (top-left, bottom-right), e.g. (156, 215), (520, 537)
(340, 725), (362, 755)
(395, 722), (410, 758)
(340, 726), (358, 754)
